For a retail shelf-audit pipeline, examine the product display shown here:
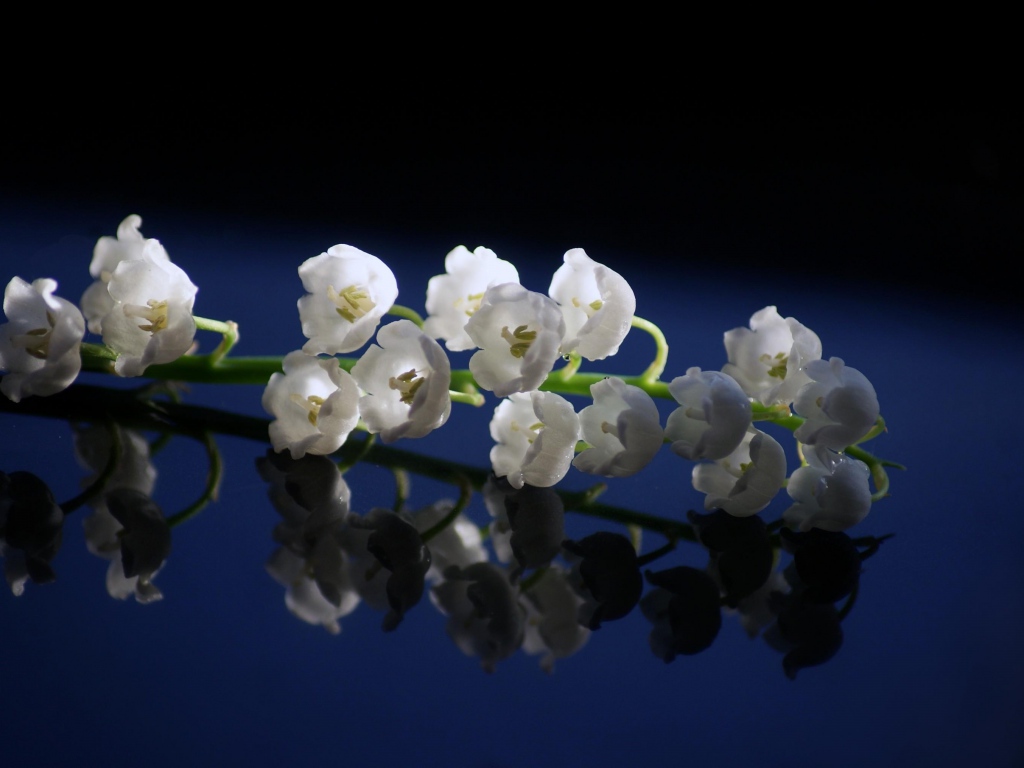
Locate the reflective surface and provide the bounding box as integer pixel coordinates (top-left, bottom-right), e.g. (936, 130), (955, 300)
(2, 203), (1022, 768)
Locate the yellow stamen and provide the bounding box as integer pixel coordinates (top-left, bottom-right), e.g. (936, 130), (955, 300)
(389, 369), (425, 405)
(124, 299), (169, 334)
(328, 284), (375, 323)
(760, 351), (789, 379)
(290, 393), (325, 426)
(501, 324), (537, 358)
(459, 292), (485, 317)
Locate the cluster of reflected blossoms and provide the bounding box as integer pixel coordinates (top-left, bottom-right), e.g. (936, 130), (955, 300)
(0, 214), (892, 675)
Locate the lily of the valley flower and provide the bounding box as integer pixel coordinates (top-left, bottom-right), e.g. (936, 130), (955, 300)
(573, 377), (663, 477)
(465, 283), (565, 397)
(489, 392), (581, 489)
(549, 248), (635, 360)
(100, 488), (172, 604)
(102, 257), (198, 377)
(298, 245), (398, 355)
(423, 245), (520, 351)
(0, 277), (85, 402)
(262, 350), (361, 459)
(665, 368), (751, 461)
(81, 215), (171, 335)
(793, 357), (879, 451)
(784, 445), (872, 532)
(691, 428), (787, 516)
(351, 319), (451, 443)
(722, 306), (822, 406)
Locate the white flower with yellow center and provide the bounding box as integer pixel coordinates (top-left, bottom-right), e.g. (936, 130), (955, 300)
(298, 245), (398, 355)
(665, 368), (752, 461)
(465, 283), (565, 397)
(101, 257), (198, 377)
(793, 357), (879, 451)
(572, 377), (663, 477)
(548, 248), (635, 360)
(0, 277), (85, 402)
(80, 214), (171, 335)
(351, 319), (452, 443)
(722, 306), (822, 406)
(691, 428), (787, 516)
(262, 350), (361, 459)
(489, 391), (581, 489)
(784, 445), (872, 532)
(423, 245), (520, 352)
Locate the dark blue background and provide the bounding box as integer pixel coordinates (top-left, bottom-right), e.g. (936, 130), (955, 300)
(2, 107), (1022, 767)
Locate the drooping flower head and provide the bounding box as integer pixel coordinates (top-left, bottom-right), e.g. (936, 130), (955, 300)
(262, 350), (361, 459)
(691, 428), (787, 516)
(465, 283), (565, 397)
(489, 392), (581, 489)
(665, 367), (752, 461)
(573, 377), (663, 478)
(81, 215), (171, 335)
(548, 248), (635, 360)
(423, 245), (520, 352)
(784, 445), (872, 532)
(0, 277), (85, 402)
(298, 245), (398, 355)
(722, 306), (822, 406)
(101, 257), (198, 377)
(351, 319), (451, 443)
(793, 357), (879, 451)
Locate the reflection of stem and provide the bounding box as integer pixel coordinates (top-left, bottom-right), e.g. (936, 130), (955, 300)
(60, 420), (122, 515)
(420, 477), (473, 544)
(631, 315), (669, 384)
(166, 432), (222, 528)
(392, 468), (410, 512)
(836, 578), (859, 621)
(635, 537), (677, 567)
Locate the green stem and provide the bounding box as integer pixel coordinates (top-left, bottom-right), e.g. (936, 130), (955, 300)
(166, 431), (222, 528)
(631, 315), (669, 384)
(387, 305), (425, 328)
(194, 316), (239, 364)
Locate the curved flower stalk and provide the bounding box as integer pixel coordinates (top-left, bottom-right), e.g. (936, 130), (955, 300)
(784, 445), (872, 532)
(691, 428), (787, 516)
(489, 392), (581, 489)
(465, 283), (565, 397)
(262, 350), (361, 459)
(0, 277), (85, 402)
(351, 319), (452, 443)
(722, 306), (822, 406)
(81, 215), (171, 335)
(520, 565), (590, 672)
(664, 367), (751, 461)
(423, 245), (520, 351)
(548, 248), (636, 360)
(297, 245), (398, 355)
(101, 257), (198, 377)
(573, 377), (663, 478)
(793, 357), (879, 451)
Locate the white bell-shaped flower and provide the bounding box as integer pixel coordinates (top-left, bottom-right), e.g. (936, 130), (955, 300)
(81, 215), (171, 335)
(297, 245), (398, 355)
(665, 367), (751, 461)
(691, 428), (787, 516)
(784, 445), (872, 532)
(465, 283), (565, 397)
(722, 306), (822, 406)
(262, 350), (361, 459)
(423, 245), (520, 352)
(266, 546), (361, 635)
(793, 357), (879, 451)
(350, 319), (452, 443)
(101, 257), (198, 377)
(548, 248), (635, 360)
(0, 277), (85, 402)
(572, 377), (663, 477)
(489, 391), (581, 489)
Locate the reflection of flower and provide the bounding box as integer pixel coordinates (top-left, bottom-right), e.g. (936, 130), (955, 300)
(102, 257), (198, 377)
(482, 478), (564, 579)
(0, 471), (64, 595)
(411, 500), (488, 582)
(640, 566), (723, 661)
(691, 428), (787, 516)
(262, 350), (361, 459)
(297, 245), (398, 355)
(548, 248), (635, 360)
(100, 488), (172, 604)
(793, 357), (879, 451)
(784, 446), (872, 532)
(520, 565), (590, 672)
(665, 367), (751, 461)
(351, 319), (451, 443)
(0, 277), (85, 402)
(573, 377), (662, 478)
(423, 245), (520, 352)
(489, 392), (580, 489)
(81, 214), (171, 335)
(562, 531), (643, 630)
(722, 306), (822, 406)
(688, 509), (773, 608)
(465, 283), (565, 397)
